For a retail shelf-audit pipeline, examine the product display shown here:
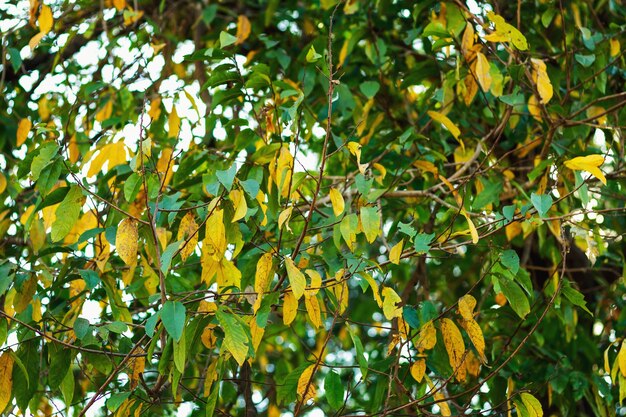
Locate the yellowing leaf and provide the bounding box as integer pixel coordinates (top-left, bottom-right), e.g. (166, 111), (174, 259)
(531, 58), (553, 104)
(410, 359), (426, 383)
(29, 31), (45, 50)
(0, 351), (14, 413)
(0, 173), (6, 195)
(528, 94), (542, 121)
(229, 189), (247, 222)
(255, 253), (273, 294)
(413, 160), (438, 175)
(278, 206), (293, 232)
(201, 325), (217, 348)
(461, 22), (475, 59)
(148, 97), (161, 120)
(619, 340), (626, 377)
(563, 154), (606, 185)
(361, 272), (382, 308)
(250, 317), (265, 351)
(520, 393), (543, 417)
(415, 321), (437, 351)
(389, 239), (403, 264)
(235, 15), (251, 44)
(461, 319), (486, 363)
(305, 269), (322, 296)
(16, 118), (32, 147)
(586, 106), (608, 125)
(113, 0), (126, 11)
(129, 347), (145, 389)
(427, 110), (461, 140)
(475, 52), (492, 92)
(610, 38), (621, 57)
(86, 141), (127, 177)
(441, 318), (466, 382)
(95, 99), (113, 122)
(297, 365), (317, 403)
(283, 291), (298, 325)
(463, 71), (479, 106)
(458, 295), (476, 321)
(168, 106), (181, 138)
(305, 294), (322, 328)
(346, 142), (368, 174)
(486, 12), (528, 51)
(381, 287), (402, 320)
(329, 188), (345, 216)
(38, 4), (53, 34)
(177, 212), (199, 261)
(285, 257), (306, 300)
(116, 218), (138, 265)
(461, 209), (479, 244)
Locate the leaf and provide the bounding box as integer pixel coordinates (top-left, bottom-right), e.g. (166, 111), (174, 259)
(305, 294), (322, 328)
(130, 347), (145, 389)
(381, 287), (402, 320)
(500, 250), (520, 274)
(415, 321), (437, 351)
(389, 239), (403, 264)
(619, 340), (626, 377)
(461, 209), (479, 244)
(285, 257), (306, 300)
(563, 154), (606, 185)
(235, 15), (251, 44)
(255, 253), (273, 294)
(410, 359), (426, 383)
(610, 38), (620, 57)
(278, 206), (293, 232)
(562, 284), (592, 315)
(216, 309), (249, 366)
(39, 5), (54, 34)
(520, 393), (543, 417)
(116, 218), (138, 265)
(0, 352), (14, 413)
(413, 233), (434, 254)
(283, 291), (298, 325)
(531, 58), (553, 104)
(177, 213), (199, 261)
(427, 110), (461, 140)
(340, 213), (358, 249)
(458, 295), (476, 321)
(441, 318), (466, 382)
(360, 206), (380, 243)
(329, 188), (345, 216)
(161, 301), (186, 342)
(475, 52), (492, 92)
(359, 81), (380, 98)
(16, 118), (31, 147)
(220, 31), (238, 48)
(461, 319), (486, 363)
(160, 240), (182, 274)
(324, 371), (344, 409)
(168, 106), (180, 138)
(229, 189), (247, 222)
(498, 278), (530, 319)
(51, 185), (83, 242)
(530, 192), (552, 218)
(485, 12), (528, 50)
(306, 46), (322, 63)
(297, 364), (317, 402)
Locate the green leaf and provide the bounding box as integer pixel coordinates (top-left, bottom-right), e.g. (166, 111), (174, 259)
(500, 250), (520, 274)
(161, 301), (186, 342)
(31, 142), (59, 181)
(73, 317), (90, 339)
(48, 344), (71, 389)
(51, 185), (83, 242)
(107, 392), (131, 412)
(60, 365), (74, 406)
(498, 278), (530, 319)
(359, 81), (380, 98)
(575, 53), (595, 67)
(348, 327), (368, 378)
(205, 383), (219, 417)
(562, 283), (592, 315)
(106, 321), (128, 333)
(306, 46), (322, 62)
(216, 164), (237, 191)
(216, 308), (249, 366)
(413, 233), (434, 254)
(360, 206), (380, 243)
(220, 31), (238, 48)
(161, 240), (183, 274)
(324, 371), (345, 409)
(173, 329), (187, 373)
(530, 192), (552, 218)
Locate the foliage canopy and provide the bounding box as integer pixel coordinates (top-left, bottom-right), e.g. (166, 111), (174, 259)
(0, 0), (625, 416)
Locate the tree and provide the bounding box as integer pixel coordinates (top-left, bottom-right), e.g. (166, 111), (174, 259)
(0, 0), (625, 415)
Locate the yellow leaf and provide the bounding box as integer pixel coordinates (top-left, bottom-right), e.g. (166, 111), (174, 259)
(389, 239), (403, 264)
(305, 269), (322, 296)
(619, 340), (626, 377)
(0, 351), (14, 413)
(461, 209), (479, 244)
(16, 118), (32, 147)
(328, 279), (349, 313)
(86, 141), (127, 177)
(113, 0), (126, 11)
(283, 291), (298, 325)
(410, 359), (426, 383)
(285, 257), (306, 300)
(229, 189), (247, 222)
(95, 99), (114, 122)
(278, 206), (293, 232)
(123, 8), (143, 25)
(586, 106), (608, 125)
(346, 142), (368, 174)
(463, 71), (479, 106)
(461, 319), (486, 363)
(297, 365), (317, 403)
(255, 253), (274, 294)
(329, 188), (345, 216)
(486, 12), (528, 51)
(461, 22), (475, 59)
(381, 287), (402, 320)
(531, 58), (553, 104)
(610, 38), (621, 57)
(441, 318), (466, 382)
(177, 212), (199, 261)
(129, 347), (145, 389)
(520, 393), (544, 417)
(201, 325), (217, 348)
(563, 154), (606, 185)
(361, 272), (382, 308)
(38, 4), (53, 34)
(413, 160), (438, 175)
(475, 52), (492, 92)
(305, 294), (322, 328)
(250, 317), (265, 351)
(116, 218), (138, 265)
(148, 97), (161, 120)
(235, 15), (251, 44)
(425, 375), (452, 416)
(427, 110), (461, 140)
(168, 106), (180, 138)
(29, 31), (45, 50)
(271, 146), (293, 198)
(458, 295), (476, 321)
(0, 173), (6, 195)
(415, 321), (437, 351)
(528, 94), (542, 122)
